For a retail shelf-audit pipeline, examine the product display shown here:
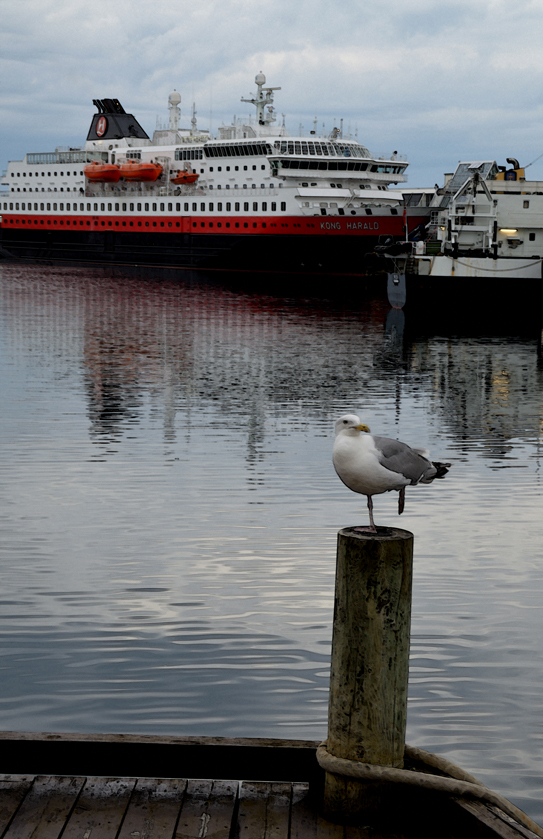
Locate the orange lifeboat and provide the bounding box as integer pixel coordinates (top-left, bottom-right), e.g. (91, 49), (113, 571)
(83, 161), (122, 183)
(119, 161), (163, 182)
(170, 170), (199, 185)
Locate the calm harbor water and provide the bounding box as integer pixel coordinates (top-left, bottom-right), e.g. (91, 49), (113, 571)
(1, 262), (543, 820)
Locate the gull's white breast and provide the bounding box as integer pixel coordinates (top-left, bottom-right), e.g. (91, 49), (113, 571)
(333, 432), (409, 496)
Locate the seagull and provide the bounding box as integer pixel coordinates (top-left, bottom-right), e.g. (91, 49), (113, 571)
(333, 414), (450, 533)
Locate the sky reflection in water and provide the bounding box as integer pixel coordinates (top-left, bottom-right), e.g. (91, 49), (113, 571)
(0, 263), (542, 819)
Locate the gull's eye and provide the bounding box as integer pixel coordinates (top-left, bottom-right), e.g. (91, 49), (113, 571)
(343, 419), (348, 424)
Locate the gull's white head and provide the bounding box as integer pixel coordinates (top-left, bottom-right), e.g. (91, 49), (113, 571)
(334, 414), (371, 436)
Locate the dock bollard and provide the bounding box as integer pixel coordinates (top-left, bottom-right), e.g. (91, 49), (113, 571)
(323, 527), (414, 824)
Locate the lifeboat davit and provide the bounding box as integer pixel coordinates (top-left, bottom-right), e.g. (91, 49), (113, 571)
(83, 161), (122, 183)
(170, 170), (199, 185)
(119, 161), (163, 182)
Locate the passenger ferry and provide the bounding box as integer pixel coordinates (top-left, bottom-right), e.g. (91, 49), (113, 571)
(0, 73), (429, 273)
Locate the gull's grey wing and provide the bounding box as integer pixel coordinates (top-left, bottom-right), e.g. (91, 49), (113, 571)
(371, 436), (435, 485)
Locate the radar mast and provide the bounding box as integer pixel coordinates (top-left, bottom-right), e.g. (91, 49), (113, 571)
(241, 72), (281, 126)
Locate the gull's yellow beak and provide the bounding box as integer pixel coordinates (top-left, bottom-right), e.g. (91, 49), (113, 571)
(355, 423), (370, 433)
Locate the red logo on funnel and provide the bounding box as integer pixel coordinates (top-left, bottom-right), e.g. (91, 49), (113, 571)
(96, 116), (108, 137)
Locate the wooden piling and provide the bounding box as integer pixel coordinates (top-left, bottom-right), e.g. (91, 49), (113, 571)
(323, 526), (414, 824)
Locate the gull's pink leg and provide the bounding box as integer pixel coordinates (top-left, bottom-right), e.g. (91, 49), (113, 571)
(353, 495), (377, 533)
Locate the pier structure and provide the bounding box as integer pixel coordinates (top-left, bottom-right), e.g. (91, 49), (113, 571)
(0, 528), (540, 838)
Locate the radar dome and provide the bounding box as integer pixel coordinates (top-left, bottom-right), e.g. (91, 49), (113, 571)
(168, 90), (181, 106)
(255, 72), (266, 85)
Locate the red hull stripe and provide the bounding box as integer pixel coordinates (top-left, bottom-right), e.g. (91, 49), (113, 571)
(1, 214), (427, 236)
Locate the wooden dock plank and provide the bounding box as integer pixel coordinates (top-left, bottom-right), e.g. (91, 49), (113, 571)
(290, 782), (345, 839)
(0, 777), (34, 836)
(2, 776), (85, 839)
(60, 777), (136, 839)
(237, 782), (270, 839)
(116, 778), (187, 839)
(237, 781), (292, 839)
(453, 799), (541, 839)
(174, 779), (238, 839)
(265, 783), (292, 839)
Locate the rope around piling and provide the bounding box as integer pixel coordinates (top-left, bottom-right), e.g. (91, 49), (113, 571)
(317, 742), (543, 838)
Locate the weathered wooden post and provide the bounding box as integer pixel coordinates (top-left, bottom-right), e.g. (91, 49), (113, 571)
(323, 526), (414, 824)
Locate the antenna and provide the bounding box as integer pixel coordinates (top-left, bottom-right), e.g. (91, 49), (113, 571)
(240, 72), (281, 127)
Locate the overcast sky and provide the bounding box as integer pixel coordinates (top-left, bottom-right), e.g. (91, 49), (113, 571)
(2, 0), (543, 186)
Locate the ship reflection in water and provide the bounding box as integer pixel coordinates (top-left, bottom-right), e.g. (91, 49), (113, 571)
(1, 262), (543, 823)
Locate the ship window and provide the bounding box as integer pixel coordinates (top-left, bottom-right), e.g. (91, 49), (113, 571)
(226, 166), (230, 171)
(235, 166), (239, 171)
(53, 203), (57, 210)
(281, 202), (286, 211)
(235, 203), (240, 211)
(529, 232), (536, 241)
(209, 203), (214, 211)
(152, 203), (157, 211)
(184, 203), (189, 211)
(524, 200), (530, 208)
(271, 202), (276, 211)
(192, 203), (197, 211)
(226, 203), (231, 211)
(217, 203), (222, 211)
(100, 203), (104, 211)
(253, 202), (258, 211)
(201, 203), (205, 211)
(365, 208), (373, 215)
(80, 203), (83, 211)
(160, 203), (165, 211)
(121, 203), (126, 211)
(107, 203), (112, 211)
(115, 203), (119, 211)
(244, 202), (249, 211)
(262, 202), (267, 211)
(145, 203), (149, 211)
(168, 203), (172, 211)
(391, 208), (398, 215)
(129, 203), (134, 211)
